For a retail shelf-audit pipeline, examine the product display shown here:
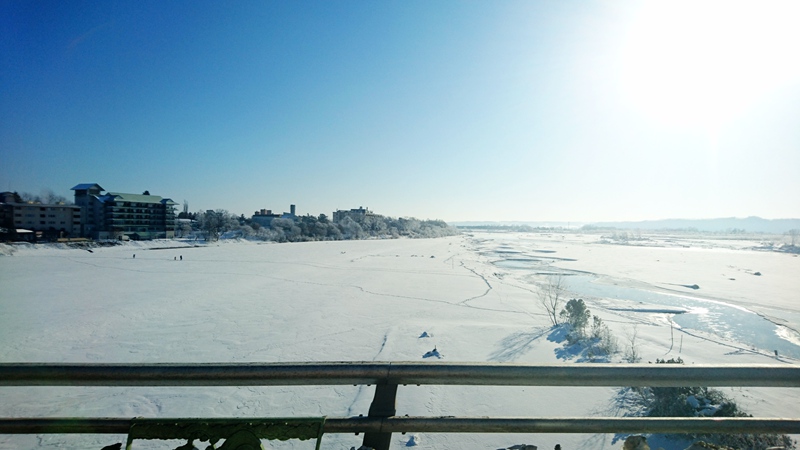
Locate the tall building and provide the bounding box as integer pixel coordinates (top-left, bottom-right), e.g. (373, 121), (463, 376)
(71, 184), (177, 240)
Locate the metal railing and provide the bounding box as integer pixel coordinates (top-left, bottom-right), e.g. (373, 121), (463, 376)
(2, 362), (799, 449)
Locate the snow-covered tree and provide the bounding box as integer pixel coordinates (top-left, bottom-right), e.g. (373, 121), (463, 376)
(338, 216), (365, 239)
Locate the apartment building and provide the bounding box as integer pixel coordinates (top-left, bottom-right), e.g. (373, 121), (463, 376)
(72, 184), (176, 240)
(0, 192), (82, 240)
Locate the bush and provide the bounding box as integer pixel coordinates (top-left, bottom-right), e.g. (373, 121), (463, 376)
(593, 318), (618, 355)
(631, 359), (795, 450)
(561, 312), (618, 360)
(560, 298), (590, 338)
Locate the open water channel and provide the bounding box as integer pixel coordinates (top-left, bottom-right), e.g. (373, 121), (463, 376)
(493, 258), (800, 360)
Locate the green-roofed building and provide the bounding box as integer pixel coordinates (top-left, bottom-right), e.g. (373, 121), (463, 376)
(71, 184), (177, 240)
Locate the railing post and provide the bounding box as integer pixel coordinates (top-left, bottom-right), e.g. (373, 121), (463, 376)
(362, 383), (398, 450)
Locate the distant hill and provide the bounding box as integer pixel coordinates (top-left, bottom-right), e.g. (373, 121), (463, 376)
(586, 217), (800, 233)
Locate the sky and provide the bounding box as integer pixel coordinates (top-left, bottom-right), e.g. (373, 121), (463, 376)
(2, 0), (799, 223)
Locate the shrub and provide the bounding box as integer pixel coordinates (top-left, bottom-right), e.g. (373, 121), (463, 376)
(561, 312), (618, 360)
(595, 322), (618, 355)
(560, 298), (591, 338)
(631, 359), (795, 450)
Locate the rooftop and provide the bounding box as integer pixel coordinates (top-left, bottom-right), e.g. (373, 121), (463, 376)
(71, 183), (104, 191)
(102, 192), (177, 205)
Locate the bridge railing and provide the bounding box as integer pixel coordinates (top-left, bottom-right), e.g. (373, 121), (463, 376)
(2, 362), (799, 449)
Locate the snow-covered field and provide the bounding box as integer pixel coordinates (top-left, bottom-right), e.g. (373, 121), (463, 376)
(1, 233), (798, 449)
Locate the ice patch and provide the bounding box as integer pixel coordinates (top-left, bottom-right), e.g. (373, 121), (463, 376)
(775, 326), (800, 347)
(608, 307), (687, 314)
(684, 306), (710, 316)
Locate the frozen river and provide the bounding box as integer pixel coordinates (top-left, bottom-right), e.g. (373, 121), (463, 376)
(2, 235), (798, 450)
(485, 233), (800, 361)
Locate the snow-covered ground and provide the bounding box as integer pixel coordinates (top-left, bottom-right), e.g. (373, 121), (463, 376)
(0, 233), (798, 449)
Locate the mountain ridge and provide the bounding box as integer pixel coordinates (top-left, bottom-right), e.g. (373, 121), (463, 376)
(453, 217), (800, 233)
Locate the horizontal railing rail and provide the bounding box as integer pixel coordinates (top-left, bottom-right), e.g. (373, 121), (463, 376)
(2, 362), (799, 450)
(3, 417), (800, 435)
(2, 362), (799, 387)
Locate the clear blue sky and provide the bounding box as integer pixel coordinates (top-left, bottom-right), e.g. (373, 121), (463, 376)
(2, 1), (799, 222)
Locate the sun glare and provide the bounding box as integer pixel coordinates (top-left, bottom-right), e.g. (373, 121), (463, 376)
(621, 1), (800, 132)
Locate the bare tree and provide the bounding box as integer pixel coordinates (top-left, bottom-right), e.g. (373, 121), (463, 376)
(19, 189), (68, 204)
(624, 325), (641, 363)
(539, 274), (566, 326)
(41, 188), (67, 204)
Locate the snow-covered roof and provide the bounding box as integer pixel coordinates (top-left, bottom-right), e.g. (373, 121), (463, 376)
(71, 183), (104, 191)
(105, 192), (170, 205)
(96, 194), (115, 203)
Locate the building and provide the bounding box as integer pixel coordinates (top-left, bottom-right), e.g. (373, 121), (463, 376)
(71, 184), (177, 240)
(71, 183), (103, 237)
(0, 191), (82, 241)
(333, 206), (373, 223)
(252, 204), (296, 228)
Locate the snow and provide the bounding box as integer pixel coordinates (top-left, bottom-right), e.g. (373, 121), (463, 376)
(0, 233), (798, 449)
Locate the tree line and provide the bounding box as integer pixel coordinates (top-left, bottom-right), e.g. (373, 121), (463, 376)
(5, 189), (70, 205)
(193, 210), (459, 242)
